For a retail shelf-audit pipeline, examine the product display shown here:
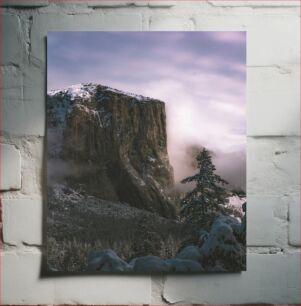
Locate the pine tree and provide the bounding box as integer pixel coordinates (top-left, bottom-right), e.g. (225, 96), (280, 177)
(180, 148), (229, 229)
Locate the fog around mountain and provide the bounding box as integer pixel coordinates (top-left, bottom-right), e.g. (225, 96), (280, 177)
(48, 31), (246, 190)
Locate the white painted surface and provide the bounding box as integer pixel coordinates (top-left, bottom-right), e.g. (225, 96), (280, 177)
(289, 193), (301, 246)
(2, 198), (43, 246)
(0, 0), (49, 6)
(1, 1), (300, 304)
(0, 143), (21, 191)
(163, 253), (300, 304)
(2, 251), (151, 304)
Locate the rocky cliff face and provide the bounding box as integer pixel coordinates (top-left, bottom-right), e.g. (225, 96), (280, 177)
(47, 83), (176, 218)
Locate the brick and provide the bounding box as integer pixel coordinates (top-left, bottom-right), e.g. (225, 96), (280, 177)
(87, 1), (137, 7)
(194, 13), (246, 31)
(1, 3), (300, 305)
(163, 253), (299, 304)
(247, 137), (299, 197)
(2, 251), (151, 304)
(288, 194), (300, 246)
(247, 14), (300, 67)
(247, 196), (276, 246)
(2, 198), (43, 246)
(148, 1), (175, 7)
(1, 65), (45, 136)
(0, 0), (48, 6)
(248, 66), (300, 136)
(86, 0), (174, 7)
(149, 15), (194, 30)
(247, 196), (288, 247)
(86, 1), (148, 7)
(102, 13), (143, 30)
(21, 66), (46, 136)
(0, 143), (21, 191)
(1, 65), (23, 135)
(1, 65), (22, 102)
(2, 13), (24, 66)
(1, 16), (45, 136)
(19, 137), (44, 196)
(207, 0), (300, 7)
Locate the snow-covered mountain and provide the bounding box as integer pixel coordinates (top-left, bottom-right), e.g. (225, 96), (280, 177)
(46, 83), (246, 274)
(48, 83), (153, 102)
(47, 83), (176, 218)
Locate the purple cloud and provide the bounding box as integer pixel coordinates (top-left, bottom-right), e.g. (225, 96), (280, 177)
(48, 31), (246, 190)
(209, 31), (246, 44)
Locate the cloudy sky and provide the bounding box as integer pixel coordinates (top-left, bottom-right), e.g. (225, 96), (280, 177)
(48, 32), (246, 190)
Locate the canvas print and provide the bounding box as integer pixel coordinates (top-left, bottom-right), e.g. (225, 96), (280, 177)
(46, 32), (246, 273)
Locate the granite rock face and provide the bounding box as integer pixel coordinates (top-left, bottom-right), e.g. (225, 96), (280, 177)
(47, 83), (176, 218)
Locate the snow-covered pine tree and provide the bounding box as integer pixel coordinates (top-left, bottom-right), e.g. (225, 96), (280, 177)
(180, 148), (229, 229)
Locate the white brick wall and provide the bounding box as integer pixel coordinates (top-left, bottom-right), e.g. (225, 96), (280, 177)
(0, 0), (49, 6)
(0, 0), (300, 304)
(2, 251), (151, 304)
(163, 253), (300, 304)
(289, 193), (301, 246)
(2, 198), (43, 246)
(0, 143), (21, 191)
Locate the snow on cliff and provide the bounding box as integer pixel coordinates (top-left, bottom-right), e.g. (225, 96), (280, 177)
(48, 83), (152, 102)
(48, 84), (97, 99)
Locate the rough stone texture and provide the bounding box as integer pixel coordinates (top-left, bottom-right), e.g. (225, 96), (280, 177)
(2, 198), (43, 246)
(1, 0), (300, 304)
(0, 143), (21, 191)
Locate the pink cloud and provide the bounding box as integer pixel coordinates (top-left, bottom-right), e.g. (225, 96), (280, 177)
(209, 32), (246, 44)
(48, 31), (246, 189)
